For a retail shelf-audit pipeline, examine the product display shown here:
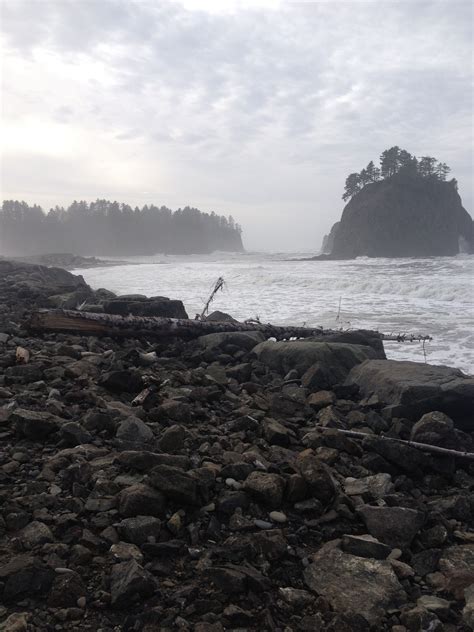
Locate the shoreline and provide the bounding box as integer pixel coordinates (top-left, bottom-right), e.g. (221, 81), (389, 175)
(0, 258), (473, 630)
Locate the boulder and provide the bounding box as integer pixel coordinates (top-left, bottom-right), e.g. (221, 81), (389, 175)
(149, 465), (200, 505)
(304, 547), (406, 625)
(0, 555), (54, 602)
(252, 340), (383, 382)
(358, 505), (425, 549)
(410, 411), (459, 448)
(196, 331), (265, 358)
(346, 359), (474, 430)
(103, 298), (188, 319)
(244, 471), (285, 509)
(110, 559), (156, 607)
(11, 408), (60, 440)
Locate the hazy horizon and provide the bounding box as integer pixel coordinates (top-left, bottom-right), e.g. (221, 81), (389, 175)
(1, 0), (473, 251)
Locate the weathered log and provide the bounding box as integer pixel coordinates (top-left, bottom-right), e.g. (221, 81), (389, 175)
(313, 427), (474, 460)
(28, 309), (334, 340)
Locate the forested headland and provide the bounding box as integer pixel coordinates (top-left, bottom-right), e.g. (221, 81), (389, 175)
(0, 200), (244, 256)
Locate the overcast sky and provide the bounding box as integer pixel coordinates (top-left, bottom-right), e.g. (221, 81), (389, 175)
(1, 0), (472, 251)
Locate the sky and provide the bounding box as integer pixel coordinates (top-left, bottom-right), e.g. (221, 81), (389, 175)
(1, 0), (472, 251)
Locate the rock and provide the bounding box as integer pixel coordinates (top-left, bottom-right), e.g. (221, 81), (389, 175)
(410, 411), (459, 447)
(244, 471), (285, 509)
(100, 369), (144, 393)
(196, 331), (265, 358)
(104, 298), (188, 319)
(11, 408), (59, 439)
(319, 171), (473, 258)
(0, 555), (54, 602)
(438, 544), (474, 574)
(119, 484), (166, 518)
(341, 534), (392, 559)
(416, 595), (451, 617)
(19, 521), (54, 549)
(253, 340), (383, 380)
(206, 310), (239, 323)
(262, 418), (291, 447)
(463, 584), (474, 628)
(149, 465), (200, 505)
(279, 587), (314, 608)
(296, 454), (336, 504)
(60, 422), (93, 446)
(117, 516), (161, 545)
(346, 359), (474, 429)
(344, 473), (393, 499)
(304, 547), (406, 625)
(109, 559), (156, 607)
(116, 416), (154, 445)
(157, 424), (185, 452)
(155, 400), (191, 424)
(307, 390), (336, 410)
(48, 571), (87, 607)
(0, 613), (29, 631)
(110, 542), (144, 563)
(358, 505), (425, 549)
(269, 511), (287, 523)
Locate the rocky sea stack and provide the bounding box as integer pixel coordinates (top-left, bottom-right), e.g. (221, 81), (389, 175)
(317, 145), (474, 260)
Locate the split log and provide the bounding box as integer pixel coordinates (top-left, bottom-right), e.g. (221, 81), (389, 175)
(28, 309), (433, 344)
(314, 427), (474, 460)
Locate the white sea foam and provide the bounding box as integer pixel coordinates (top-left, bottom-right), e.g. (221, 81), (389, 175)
(74, 253), (474, 375)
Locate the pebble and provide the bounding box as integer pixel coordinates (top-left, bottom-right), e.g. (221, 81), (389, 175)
(269, 511), (287, 523)
(254, 519), (273, 530)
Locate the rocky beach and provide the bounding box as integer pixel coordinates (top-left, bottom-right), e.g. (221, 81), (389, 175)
(0, 259), (473, 632)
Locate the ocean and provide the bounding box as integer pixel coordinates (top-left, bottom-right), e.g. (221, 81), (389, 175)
(73, 252), (474, 375)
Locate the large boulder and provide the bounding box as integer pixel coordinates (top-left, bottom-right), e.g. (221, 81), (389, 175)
(103, 297), (188, 319)
(252, 340), (383, 383)
(346, 359), (474, 429)
(304, 547), (406, 625)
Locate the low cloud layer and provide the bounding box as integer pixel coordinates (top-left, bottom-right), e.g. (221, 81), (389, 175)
(1, 0), (472, 250)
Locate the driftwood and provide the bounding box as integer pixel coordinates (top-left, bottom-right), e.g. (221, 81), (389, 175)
(315, 427), (474, 460)
(28, 309), (433, 344)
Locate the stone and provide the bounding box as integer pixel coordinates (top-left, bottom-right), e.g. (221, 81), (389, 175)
(157, 424), (185, 452)
(117, 516), (162, 545)
(307, 390), (336, 410)
(410, 411), (459, 448)
(438, 544), (474, 574)
(269, 511), (287, 523)
(263, 418), (291, 447)
(304, 547), (406, 625)
(116, 416), (154, 445)
(60, 422), (93, 446)
(358, 505), (424, 549)
(100, 369), (144, 393)
(296, 454), (336, 504)
(19, 521), (54, 549)
(463, 584), (474, 629)
(196, 331), (265, 358)
(110, 542), (144, 563)
(346, 359), (474, 430)
(341, 534), (392, 559)
(155, 400), (191, 423)
(11, 408), (59, 439)
(0, 555), (54, 602)
(149, 464), (199, 505)
(344, 473), (393, 499)
(48, 571), (87, 607)
(109, 559), (156, 608)
(119, 484), (166, 518)
(416, 595), (451, 617)
(0, 613), (29, 632)
(244, 471), (285, 509)
(278, 587), (314, 608)
(253, 340), (382, 380)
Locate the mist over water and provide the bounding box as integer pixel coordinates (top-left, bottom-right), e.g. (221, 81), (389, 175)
(75, 253), (474, 375)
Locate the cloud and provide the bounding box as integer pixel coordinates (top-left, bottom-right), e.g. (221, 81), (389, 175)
(1, 0), (472, 249)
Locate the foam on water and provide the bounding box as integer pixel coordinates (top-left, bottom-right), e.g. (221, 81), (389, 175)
(74, 253), (474, 375)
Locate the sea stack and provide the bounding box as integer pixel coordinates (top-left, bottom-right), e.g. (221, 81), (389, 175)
(318, 172), (473, 258)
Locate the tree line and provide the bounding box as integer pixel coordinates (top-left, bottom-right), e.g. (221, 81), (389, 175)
(342, 147), (456, 201)
(0, 200), (244, 256)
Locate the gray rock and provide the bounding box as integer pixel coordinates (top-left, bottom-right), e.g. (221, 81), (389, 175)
(341, 534), (392, 559)
(119, 484), (166, 518)
(438, 544), (474, 574)
(410, 410), (459, 448)
(358, 505), (425, 549)
(0, 555), (54, 602)
(149, 464), (199, 505)
(11, 408), (59, 439)
(19, 521), (54, 549)
(116, 417), (154, 445)
(244, 471), (285, 509)
(60, 422), (93, 446)
(463, 584), (474, 629)
(117, 516), (162, 545)
(157, 424), (185, 452)
(346, 359), (474, 430)
(296, 454), (336, 504)
(304, 547), (406, 625)
(110, 559), (156, 607)
(263, 418), (291, 447)
(253, 340), (382, 382)
(196, 331), (265, 358)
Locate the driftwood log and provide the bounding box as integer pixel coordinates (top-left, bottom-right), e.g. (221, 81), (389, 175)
(314, 427), (474, 460)
(28, 309), (433, 343)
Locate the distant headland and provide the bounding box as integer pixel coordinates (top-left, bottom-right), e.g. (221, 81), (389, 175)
(0, 200), (244, 256)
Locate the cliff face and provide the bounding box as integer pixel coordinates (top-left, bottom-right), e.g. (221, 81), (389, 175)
(321, 174), (473, 258)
